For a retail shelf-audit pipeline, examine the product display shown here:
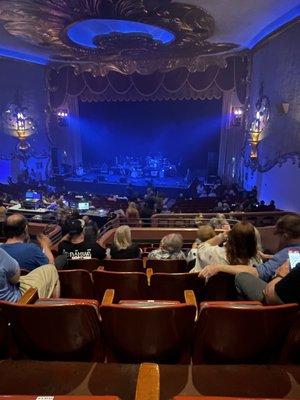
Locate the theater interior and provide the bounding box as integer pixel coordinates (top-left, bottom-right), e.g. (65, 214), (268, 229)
(0, 1), (300, 400)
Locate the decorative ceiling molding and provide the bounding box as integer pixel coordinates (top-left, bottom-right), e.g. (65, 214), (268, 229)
(0, 0), (238, 75)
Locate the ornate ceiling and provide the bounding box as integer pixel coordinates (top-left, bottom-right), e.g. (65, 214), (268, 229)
(0, 0), (238, 75)
(0, 0), (299, 75)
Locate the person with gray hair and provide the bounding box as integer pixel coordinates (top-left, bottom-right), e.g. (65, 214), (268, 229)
(148, 233), (186, 260)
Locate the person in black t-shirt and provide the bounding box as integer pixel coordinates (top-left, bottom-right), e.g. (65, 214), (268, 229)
(58, 219), (106, 261)
(109, 225), (141, 259)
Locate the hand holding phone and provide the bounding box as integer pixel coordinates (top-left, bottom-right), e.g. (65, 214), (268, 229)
(288, 250), (300, 270)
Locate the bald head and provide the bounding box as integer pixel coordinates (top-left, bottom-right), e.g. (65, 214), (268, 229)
(4, 213), (28, 239)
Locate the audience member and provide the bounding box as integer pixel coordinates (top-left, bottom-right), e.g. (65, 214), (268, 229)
(187, 225), (216, 265)
(1, 214), (54, 271)
(82, 215), (98, 241)
(109, 225), (141, 259)
(209, 213), (230, 230)
(58, 219), (106, 261)
(193, 221), (261, 273)
(148, 233), (186, 260)
(0, 200), (6, 235)
(125, 201), (140, 226)
(200, 214), (300, 290)
(0, 247), (60, 301)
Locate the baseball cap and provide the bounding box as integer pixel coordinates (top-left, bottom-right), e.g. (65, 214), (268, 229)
(67, 219), (85, 235)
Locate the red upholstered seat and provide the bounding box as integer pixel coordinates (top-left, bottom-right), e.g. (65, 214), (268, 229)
(100, 303), (196, 363)
(193, 302), (299, 364)
(173, 397), (300, 400)
(281, 311), (300, 363)
(101, 258), (144, 272)
(0, 397), (120, 400)
(150, 272), (204, 302)
(0, 300), (104, 361)
(92, 270), (149, 303)
(145, 259), (187, 273)
(58, 269), (94, 299)
(0, 308), (9, 358)
(200, 272), (237, 301)
(65, 258), (101, 272)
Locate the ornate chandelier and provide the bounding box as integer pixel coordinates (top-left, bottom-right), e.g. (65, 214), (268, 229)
(2, 90), (37, 155)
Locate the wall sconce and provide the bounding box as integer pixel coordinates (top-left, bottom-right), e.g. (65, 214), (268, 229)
(249, 130), (261, 159)
(2, 90), (36, 158)
(248, 87), (270, 160)
(56, 109), (69, 127)
(281, 102), (289, 114)
(231, 107), (244, 127)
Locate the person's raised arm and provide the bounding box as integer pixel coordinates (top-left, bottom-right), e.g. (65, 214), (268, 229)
(37, 233), (54, 265)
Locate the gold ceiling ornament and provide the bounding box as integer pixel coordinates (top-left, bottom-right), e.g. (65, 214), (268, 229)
(0, 0), (238, 75)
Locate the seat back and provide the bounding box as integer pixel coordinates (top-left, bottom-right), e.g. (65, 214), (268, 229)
(100, 303), (195, 363)
(0, 301), (104, 361)
(65, 258), (101, 272)
(58, 270), (94, 299)
(193, 303), (299, 364)
(92, 270), (149, 303)
(101, 259), (144, 272)
(200, 273), (237, 301)
(281, 311), (300, 363)
(146, 259), (187, 273)
(150, 273), (204, 302)
(0, 307), (9, 358)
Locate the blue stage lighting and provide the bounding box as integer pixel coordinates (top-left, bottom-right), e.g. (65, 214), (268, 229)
(67, 19), (175, 48)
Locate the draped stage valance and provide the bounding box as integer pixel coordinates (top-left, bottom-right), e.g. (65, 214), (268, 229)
(47, 55), (248, 107)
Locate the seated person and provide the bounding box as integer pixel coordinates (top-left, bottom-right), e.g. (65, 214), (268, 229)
(1, 214), (54, 271)
(109, 225), (141, 259)
(199, 214), (300, 283)
(58, 219), (106, 261)
(192, 221), (261, 273)
(187, 225), (216, 266)
(235, 261), (300, 304)
(0, 247), (60, 302)
(209, 213), (230, 230)
(82, 215), (99, 241)
(148, 233), (186, 261)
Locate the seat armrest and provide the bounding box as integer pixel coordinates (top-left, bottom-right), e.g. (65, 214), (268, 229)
(143, 257), (147, 269)
(102, 288), (115, 305)
(36, 298), (99, 307)
(135, 363), (160, 400)
(146, 268), (153, 286)
(184, 290), (198, 320)
(18, 288), (38, 304)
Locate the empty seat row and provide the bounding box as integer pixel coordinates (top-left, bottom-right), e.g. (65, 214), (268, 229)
(58, 269), (237, 303)
(0, 299), (299, 364)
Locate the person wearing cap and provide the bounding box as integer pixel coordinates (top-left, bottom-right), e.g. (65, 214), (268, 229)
(198, 214), (300, 301)
(58, 219), (106, 261)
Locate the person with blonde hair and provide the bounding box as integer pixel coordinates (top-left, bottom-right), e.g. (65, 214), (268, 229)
(148, 233), (186, 260)
(125, 201), (140, 226)
(110, 225), (141, 259)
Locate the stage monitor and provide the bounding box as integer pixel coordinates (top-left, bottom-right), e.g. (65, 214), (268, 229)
(25, 191), (41, 201)
(78, 201), (90, 211)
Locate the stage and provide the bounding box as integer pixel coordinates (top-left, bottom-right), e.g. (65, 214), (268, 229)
(60, 172), (190, 196)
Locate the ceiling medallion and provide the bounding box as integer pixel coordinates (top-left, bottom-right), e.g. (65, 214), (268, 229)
(0, 0), (238, 75)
